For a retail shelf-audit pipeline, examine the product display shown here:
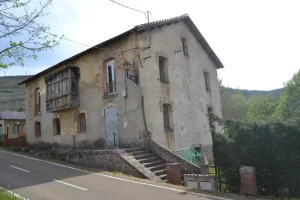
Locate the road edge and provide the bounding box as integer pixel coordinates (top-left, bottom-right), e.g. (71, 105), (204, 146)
(0, 149), (233, 200)
(0, 186), (29, 200)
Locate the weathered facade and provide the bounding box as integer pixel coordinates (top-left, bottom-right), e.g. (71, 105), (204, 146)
(20, 14), (223, 164)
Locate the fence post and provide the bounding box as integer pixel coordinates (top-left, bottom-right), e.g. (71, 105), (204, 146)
(240, 166), (258, 196)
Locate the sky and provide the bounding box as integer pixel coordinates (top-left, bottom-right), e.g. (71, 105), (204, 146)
(1, 0), (300, 90)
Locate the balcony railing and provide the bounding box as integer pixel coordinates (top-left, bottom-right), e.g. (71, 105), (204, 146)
(174, 148), (202, 166)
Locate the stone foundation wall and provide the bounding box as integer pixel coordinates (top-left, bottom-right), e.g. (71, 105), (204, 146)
(41, 148), (146, 178)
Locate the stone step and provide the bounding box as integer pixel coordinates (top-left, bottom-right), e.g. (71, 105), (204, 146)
(137, 156), (160, 164)
(130, 150), (149, 156)
(144, 160), (165, 168)
(134, 153), (155, 159)
(153, 169), (167, 176)
(148, 164), (166, 171)
(159, 174), (167, 180)
(126, 147), (145, 153)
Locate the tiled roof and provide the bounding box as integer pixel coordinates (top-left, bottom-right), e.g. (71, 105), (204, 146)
(0, 111), (26, 120)
(19, 14), (223, 85)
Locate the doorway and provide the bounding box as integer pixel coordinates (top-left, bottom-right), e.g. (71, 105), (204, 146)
(104, 106), (119, 149)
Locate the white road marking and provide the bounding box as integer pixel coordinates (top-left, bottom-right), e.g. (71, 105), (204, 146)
(0, 186), (29, 200)
(10, 165), (30, 173)
(53, 179), (88, 191)
(0, 149), (231, 200)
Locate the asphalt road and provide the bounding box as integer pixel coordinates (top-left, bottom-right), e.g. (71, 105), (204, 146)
(0, 150), (228, 200)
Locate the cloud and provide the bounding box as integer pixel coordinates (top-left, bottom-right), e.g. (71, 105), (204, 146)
(2, 0), (300, 90)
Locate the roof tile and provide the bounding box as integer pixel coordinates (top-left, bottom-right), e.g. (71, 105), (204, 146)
(0, 111), (26, 120)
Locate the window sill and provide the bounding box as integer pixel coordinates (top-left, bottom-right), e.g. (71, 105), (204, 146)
(77, 132), (86, 134)
(164, 128), (174, 133)
(103, 92), (118, 100)
(34, 113), (41, 116)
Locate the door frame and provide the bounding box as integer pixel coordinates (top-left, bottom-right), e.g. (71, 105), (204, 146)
(104, 105), (120, 149)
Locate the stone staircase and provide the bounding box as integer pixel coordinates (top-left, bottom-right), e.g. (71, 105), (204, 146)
(125, 147), (167, 181)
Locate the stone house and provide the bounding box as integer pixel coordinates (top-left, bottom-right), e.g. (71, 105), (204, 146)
(19, 14), (224, 163)
(0, 111), (26, 138)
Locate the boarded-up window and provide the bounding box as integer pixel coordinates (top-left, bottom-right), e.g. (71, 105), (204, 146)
(35, 122), (41, 138)
(182, 38), (189, 56)
(204, 71), (211, 92)
(163, 104), (171, 129)
(53, 118), (61, 135)
(159, 56), (168, 84)
(78, 113), (86, 133)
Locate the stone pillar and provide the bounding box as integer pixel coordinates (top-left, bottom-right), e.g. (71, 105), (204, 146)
(2, 134), (8, 145)
(240, 166), (258, 196)
(166, 163), (181, 185)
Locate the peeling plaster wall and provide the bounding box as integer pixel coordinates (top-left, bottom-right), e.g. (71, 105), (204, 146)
(25, 33), (145, 148)
(138, 22), (223, 164)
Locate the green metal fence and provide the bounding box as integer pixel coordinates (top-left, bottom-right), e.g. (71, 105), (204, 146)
(174, 148), (202, 166)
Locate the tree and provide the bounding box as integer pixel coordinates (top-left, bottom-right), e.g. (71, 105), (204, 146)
(246, 95), (277, 122)
(0, 0), (61, 69)
(275, 69), (300, 122)
(219, 80), (248, 121)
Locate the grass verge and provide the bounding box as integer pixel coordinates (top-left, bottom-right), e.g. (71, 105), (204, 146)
(0, 189), (22, 200)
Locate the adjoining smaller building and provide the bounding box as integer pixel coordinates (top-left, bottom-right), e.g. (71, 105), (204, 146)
(0, 111), (26, 138)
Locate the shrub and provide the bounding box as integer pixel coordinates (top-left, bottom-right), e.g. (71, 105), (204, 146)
(212, 118), (300, 197)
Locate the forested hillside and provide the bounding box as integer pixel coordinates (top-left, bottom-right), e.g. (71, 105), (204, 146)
(0, 76), (31, 111)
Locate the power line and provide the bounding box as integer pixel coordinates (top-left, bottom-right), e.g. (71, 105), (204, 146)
(108, 0), (146, 14)
(149, 11), (156, 21)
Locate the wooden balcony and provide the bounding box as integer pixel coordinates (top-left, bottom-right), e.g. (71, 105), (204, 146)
(45, 66), (80, 112)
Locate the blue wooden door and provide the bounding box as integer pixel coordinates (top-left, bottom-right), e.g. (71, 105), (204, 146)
(104, 107), (119, 149)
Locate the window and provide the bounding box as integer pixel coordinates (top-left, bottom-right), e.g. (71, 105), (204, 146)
(35, 122), (41, 138)
(45, 67), (80, 112)
(207, 106), (213, 114)
(78, 113), (86, 133)
(182, 38), (188, 56)
(34, 88), (41, 115)
(13, 124), (21, 133)
(159, 56), (168, 84)
(163, 104), (172, 130)
(106, 60), (116, 94)
(53, 118), (61, 135)
(204, 71), (211, 92)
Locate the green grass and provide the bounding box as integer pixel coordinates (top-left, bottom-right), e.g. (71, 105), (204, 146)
(0, 189), (22, 200)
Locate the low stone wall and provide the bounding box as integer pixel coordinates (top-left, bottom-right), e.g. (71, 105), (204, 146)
(149, 139), (202, 174)
(41, 148), (146, 179)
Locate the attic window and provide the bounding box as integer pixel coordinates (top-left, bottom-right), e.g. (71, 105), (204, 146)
(182, 38), (189, 56)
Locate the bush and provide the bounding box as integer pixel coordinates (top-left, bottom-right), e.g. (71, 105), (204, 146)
(0, 139), (2, 146)
(213, 119), (300, 197)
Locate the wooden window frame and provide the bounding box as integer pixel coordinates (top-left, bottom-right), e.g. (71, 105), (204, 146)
(77, 113), (86, 133)
(34, 88), (41, 115)
(106, 60), (116, 94)
(35, 121), (41, 138)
